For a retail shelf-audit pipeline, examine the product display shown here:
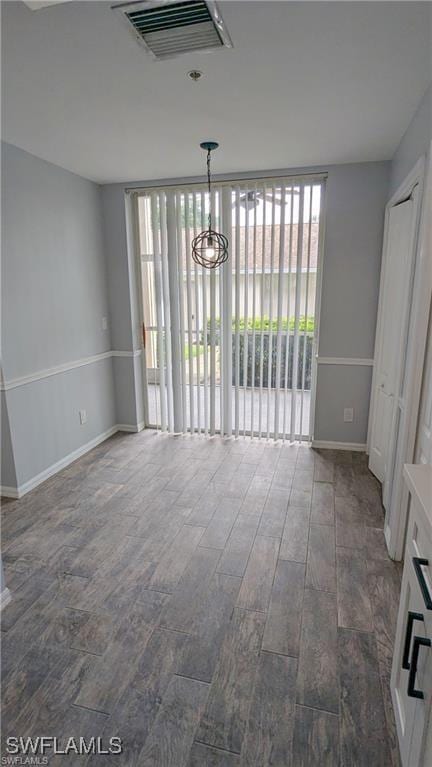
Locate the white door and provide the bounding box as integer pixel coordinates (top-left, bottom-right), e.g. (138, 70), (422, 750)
(415, 312), (432, 466)
(369, 197), (417, 484)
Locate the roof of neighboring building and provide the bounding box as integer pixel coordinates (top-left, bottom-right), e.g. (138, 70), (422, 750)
(175, 223), (319, 271)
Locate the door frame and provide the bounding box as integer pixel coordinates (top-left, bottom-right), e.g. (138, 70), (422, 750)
(367, 154), (429, 560)
(132, 191), (150, 428)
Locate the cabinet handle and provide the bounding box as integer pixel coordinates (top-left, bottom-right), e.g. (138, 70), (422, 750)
(413, 557), (432, 610)
(402, 611), (424, 669)
(407, 635), (431, 699)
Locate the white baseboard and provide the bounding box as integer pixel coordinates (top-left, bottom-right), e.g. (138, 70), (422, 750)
(0, 424), (144, 499)
(2, 428), (365, 499)
(0, 485), (20, 499)
(312, 440), (367, 452)
(0, 588), (12, 611)
(117, 422), (145, 433)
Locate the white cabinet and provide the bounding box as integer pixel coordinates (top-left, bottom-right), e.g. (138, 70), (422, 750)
(391, 464), (432, 766)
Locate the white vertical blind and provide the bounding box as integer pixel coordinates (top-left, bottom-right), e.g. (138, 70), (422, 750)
(138, 176), (324, 441)
(242, 190), (249, 437)
(184, 191), (195, 433)
(250, 183), (258, 436)
(221, 186), (232, 438)
(274, 184), (286, 440)
(282, 186), (295, 441)
(300, 185), (313, 441)
(267, 185), (276, 440)
(150, 193), (166, 431)
(200, 190), (209, 436)
(166, 191), (182, 434)
(290, 185), (304, 442)
(176, 190), (187, 433)
(258, 182), (267, 439)
(159, 192), (174, 432)
(210, 188), (217, 436)
(234, 185), (241, 438)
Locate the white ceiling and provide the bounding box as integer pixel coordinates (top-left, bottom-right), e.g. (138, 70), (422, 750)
(2, 1), (431, 184)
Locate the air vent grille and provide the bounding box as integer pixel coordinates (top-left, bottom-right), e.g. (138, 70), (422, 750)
(113, 1), (232, 59)
(127, 1), (212, 34)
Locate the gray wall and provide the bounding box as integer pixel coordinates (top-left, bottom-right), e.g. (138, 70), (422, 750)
(390, 83), (432, 196)
(2, 142), (111, 377)
(101, 187), (144, 429)
(314, 161), (389, 444)
(1, 392), (17, 489)
(102, 160), (389, 446)
(1, 142), (116, 488)
(319, 163), (389, 359)
(5, 358), (116, 487)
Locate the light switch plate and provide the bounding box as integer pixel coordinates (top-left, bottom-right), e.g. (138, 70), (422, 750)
(102, 317), (108, 331)
(79, 409), (87, 425)
(344, 407), (354, 423)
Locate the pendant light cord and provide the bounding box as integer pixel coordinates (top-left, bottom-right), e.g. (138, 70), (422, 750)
(207, 149), (212, 231)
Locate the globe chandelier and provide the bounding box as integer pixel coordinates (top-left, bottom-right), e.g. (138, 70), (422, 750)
(191, 141), (229, 269)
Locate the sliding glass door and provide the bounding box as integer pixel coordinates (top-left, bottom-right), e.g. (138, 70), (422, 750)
(136, 175), (325, 441)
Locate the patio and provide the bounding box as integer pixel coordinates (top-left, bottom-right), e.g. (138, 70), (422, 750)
(147, 384), (311, 439)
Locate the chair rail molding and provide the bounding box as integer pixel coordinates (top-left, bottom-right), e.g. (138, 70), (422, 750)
(316, 356), (374, 366)
(0, 350), (142, 391)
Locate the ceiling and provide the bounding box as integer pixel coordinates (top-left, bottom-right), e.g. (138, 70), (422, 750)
(2, 1), (431, 184)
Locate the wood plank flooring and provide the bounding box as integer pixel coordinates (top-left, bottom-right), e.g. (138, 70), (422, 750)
(1, 431), (402, 765)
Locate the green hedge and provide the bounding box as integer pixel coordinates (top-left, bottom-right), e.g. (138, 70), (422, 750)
(204, 316), (314, 334)
(236, 316), (314, 332)
(236, 332), (313, 390)
(199, 318), (314, 390)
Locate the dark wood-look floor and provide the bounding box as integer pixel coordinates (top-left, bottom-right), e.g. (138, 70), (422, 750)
(1, 431), (403, 766)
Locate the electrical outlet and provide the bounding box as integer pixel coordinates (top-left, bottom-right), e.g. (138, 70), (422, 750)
(102, 317), (108, 331)
(344, 407), (354, 423)
(79, 409), (87, 425)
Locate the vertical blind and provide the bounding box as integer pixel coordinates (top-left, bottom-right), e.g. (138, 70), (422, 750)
(137, 175), (325, 441)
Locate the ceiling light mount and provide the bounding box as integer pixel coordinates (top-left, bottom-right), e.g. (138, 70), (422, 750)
(191, 141), (228, 270)
(200, 140), (219, 152)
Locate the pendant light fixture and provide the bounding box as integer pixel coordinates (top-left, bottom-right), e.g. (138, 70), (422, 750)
(192, 141), (229, 269)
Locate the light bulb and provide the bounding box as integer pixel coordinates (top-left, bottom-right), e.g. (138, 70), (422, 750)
(204, 235), (215, 260)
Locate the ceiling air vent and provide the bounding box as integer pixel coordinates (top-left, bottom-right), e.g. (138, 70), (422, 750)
(112, 1), (232, 60)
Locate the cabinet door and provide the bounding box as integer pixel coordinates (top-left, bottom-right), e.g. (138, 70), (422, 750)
(391, 559), (427, 766)
(408, 579), (432, 766)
